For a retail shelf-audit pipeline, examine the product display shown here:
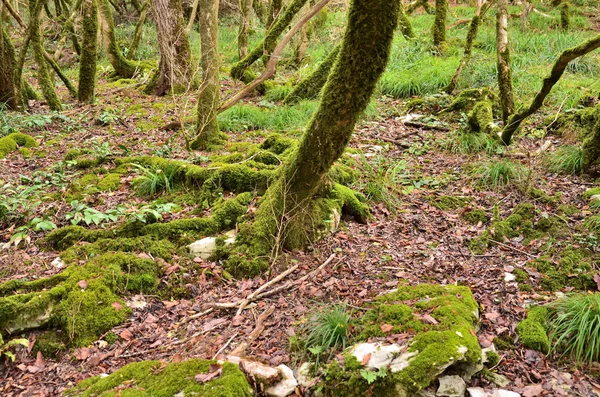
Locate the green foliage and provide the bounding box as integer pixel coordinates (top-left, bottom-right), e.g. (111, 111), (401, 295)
(548, 293), (600, 364)
(516, 306), (550, 353)
(0, 334), (29, 362)
(546, 145), (584, 174)
(443, 131), (502, 155)
(471, 159), (529, 189)
(65, 200), (176, 227)
(303, 303), (352, 368)
(132, 163), (179, 197)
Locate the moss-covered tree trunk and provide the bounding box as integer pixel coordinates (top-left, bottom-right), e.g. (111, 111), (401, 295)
(560, 2), (569, 30)
(238, 0), (254, 58)
(98, 0), (138, 78)
(244, 0), (399, 254)
(283, 44), (340, 104)
(398, 2), (415, 40)
(127, 0), (149, 59)
(496, 0), (514, 124)
(0, 25), (19, 110)
(150, 0), (192, 95)
(253, 0), (267, 24)
(266, 0), (281, 27)
(191, 0), (221, 150)
(501, 33), (600, 144)
(30, 0), (62, 111)
(432, 0), (448, 52)
(78, 0), (98, 103)
(445, 0), (487, 94)
(230, 0), (308, 81)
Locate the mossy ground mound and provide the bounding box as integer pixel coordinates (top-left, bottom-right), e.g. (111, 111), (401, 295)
(516, 306), (550, 352)
(66, 359), (253, 397)
(321, 284), (482, 396)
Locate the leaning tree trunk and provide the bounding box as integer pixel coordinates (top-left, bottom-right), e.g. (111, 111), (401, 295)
(98, 0), (138, 78)
(127, 0), (149, 59)
(283, 44), (340, 104)
(496, 0), (514, 124)
(230, 0), (308, 81)
(238, 0), (253, 58)
(244, 0), (399, 254)
(398, 2), (415, 40)
(191, 0), (221, 150)
(78, 0), (98, 103)
(445, 0), (487, 94)
(501, 33), (600, 144)
(432, 0), (448, 52)
(150, 0), (192, 95)
(30, 0), (62, 110)
(0, 25), (19, 110)
(266, 0), (281, 27)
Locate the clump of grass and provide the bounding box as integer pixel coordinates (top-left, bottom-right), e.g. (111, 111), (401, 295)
(546, 145), (583, 175)
(131, 163), (178, 197)
(548, 293), (600, 365)
(357, 155), (408, 212)
(303, 303), (352, 368)
(583, 214), (600, 233)
(443, 131), (502, 155)
(471, 159), (529, 189)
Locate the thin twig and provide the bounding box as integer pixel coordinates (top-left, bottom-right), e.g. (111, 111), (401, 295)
(212, 332), (239, 359)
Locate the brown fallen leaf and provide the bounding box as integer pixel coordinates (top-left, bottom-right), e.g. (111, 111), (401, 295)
(172, 353), (183, 363)
(361, 353), (371, 365)
(195, 363), (222, 383)
(522, 384), (544, 397)
(119, 329), (134, 341)
(112, 302), (123, 311)
(75, 347), (91, 360)
(77, 280), (88, 290)
(594, 274), (600, 291)
(380, 324), (394, 333)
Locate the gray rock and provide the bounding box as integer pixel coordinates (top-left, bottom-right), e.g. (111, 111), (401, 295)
(436, 375), (466, 397)
(467, 388), (487, 397)
(486, 373), (511, 387)
(188, 230), (235, 258)
(491, 390), (520, 397)
(265, 365), (298, 397)
(350, 342), (403, 370)
(296, 362), (317, 388)
(240, 359), (281, 385)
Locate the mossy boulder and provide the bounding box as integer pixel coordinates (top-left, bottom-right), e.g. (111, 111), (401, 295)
(0, 132), (37, 158)
(516, 306), (550, 352)
(320, 284), (482, 396)
(66, 359), (253, 397)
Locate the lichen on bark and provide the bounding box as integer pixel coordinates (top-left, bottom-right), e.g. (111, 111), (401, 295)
(78, 0), (98, 103)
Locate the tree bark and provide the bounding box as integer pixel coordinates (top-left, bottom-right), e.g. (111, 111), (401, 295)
(247, 0), (399, 252)
(30, 0), (62, 110)
(398, 2), (415, 40)
(78, 0), (98, 103)
(238, 0), (253, 58)
(501, 33), (600, 145)
(191, 0), (221, 150)
(0, 24), (19, 110)
(284, 44), (340, 104)
(496, 0), (514, 124)
(432, 0), (448, 52)
(98, 0), (139, 78)
(230, 0), (308, 81)
(266, 0), (281, 28)
(127, 0), (148, 59)
(150, 0), (192, 95)
(253, 0), (267, 25)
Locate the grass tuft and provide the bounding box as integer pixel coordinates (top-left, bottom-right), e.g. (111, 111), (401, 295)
(471, 159), (529, 189)
(303, 303), (352, 368)
(546, 145), (584, 175)
(443, 131), (502, 155)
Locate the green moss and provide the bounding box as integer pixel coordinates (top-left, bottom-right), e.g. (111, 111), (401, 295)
(0, 136), (17, 158)
(32, 331), (68, 358)
(533, 247), (596, 291)
(97, 173), (121, 192)
(19, 147), (31, 158)
(104, 331), (118, 345)
(513, 268), (529, 283)
(461, 208), (488, 225)
(516, 306), (550, 352)
(527, 187), (560, 204)
(583, 187), (600, 200)
(7, 132), (38, 147)
(446, 88), (497, 112)
(430, 195), (472, 210)
(468, 101), (499, 135)
(493, 335), (515, 351)
(66, 360), (253, 397)
(557, 204), (580, 216)
(485, 350), (499, 367)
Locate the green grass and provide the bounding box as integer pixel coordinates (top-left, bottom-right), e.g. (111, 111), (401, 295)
(131, 163), (178, 198)
(548, 293), (600, 365)
(356, 155), (409, 212)
(303, 303), (352, 368)
(546, 145), (584, 175)
(442, 131), (502, 155)
(471, 159), (529, 189)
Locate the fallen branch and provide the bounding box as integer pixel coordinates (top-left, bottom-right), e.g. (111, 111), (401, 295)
(230, 305), (275, 356)
(447, 19), (470, 29)
(403, 121), (450, 131)
(213, 332), (239, 359)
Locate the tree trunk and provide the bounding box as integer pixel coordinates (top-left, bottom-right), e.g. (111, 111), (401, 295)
(560, 2), (569, 30)
(253, 0), (267, 25)
(432, 0), (448, 52)
(445, 0), (487, 94)
(150, 0), (192, 95)
(98, 0), (138, 78)
(496, 0), (514, 124)
(191, 0), (221, 150)
(238, 0), (253, 58)
(127, 0), (148, 59)
(230, 0), (308, 81)
(398, 2), (415, 40)
(284, 44), (340, 104)
(30, 0), (62, 111)
(78, 0), (98, 103)
(501, 33), (600, 145)
(293, 1), (311, 63)
(266, 0), (281, 28)
(0, 24), (19, 110)
(243, 0), (399, 254)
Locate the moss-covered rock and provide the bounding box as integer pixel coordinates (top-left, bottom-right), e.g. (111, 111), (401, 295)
(516, 306), (550, 352)
(97, 173), (122, 191)
(66, 359), (253, 397)
(320, 284), (481, 396)
(0, 132), (38, 158)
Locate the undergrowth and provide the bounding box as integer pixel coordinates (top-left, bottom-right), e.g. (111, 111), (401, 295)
(471, 159), (529, 189)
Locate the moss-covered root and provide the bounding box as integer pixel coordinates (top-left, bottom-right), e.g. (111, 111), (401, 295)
(516, 306), (550, 352)
(230, 0), (308, 80)
(432, 0), (448, 52)
(0, 252), (160, 346)
(283, 45), (341, 105)
(66, 360), (253, 397)
(78, 0), (98, 103)
(468, 100), (501, 136)
(581, 114), (600, 172)
(322, 284), (482, 396)
(0, 132), (38, 159)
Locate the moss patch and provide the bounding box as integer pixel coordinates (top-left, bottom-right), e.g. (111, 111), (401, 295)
(429, 195), (472, 211)
(66, 360), (253, 397)
(516, 306), (550, 352)
(0, 132), (37, 158)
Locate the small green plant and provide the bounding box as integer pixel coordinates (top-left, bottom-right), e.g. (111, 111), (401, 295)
(0, 334), (29, 362)
(360, 367), (388, 384)
(10, 217), (57, 246)
(548, 293), (600, 365)
(303, 303), (352, 368)
(443, 131), (502, 155)
(92, 142), (113, 160)
(98, 110), (119, 125)
(358, 155), (410, 211)
(546, 145), (583, 175)
(65, 200), (123, 226)
(131, 163), (178, 197)
(151, 143), (174, 158)
(472, 159), (529, 189)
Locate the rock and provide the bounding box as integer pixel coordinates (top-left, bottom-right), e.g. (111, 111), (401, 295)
(265, 365), (297, 397)
(504, 272), (516, 282)
(389, 350), (418, 373)
(486, 373), (511, 387)
(240, 359), (281, 385)
(491, 390), (520, 397)
(296, 362), (317, 388)
(436, 375), (466, 397)
(467, 388), (487, 397)
(590, 194), (600, 201)
(350, 342), (403, 370)
(188, 231), (236, 259)
(51, 257), (65, 269)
